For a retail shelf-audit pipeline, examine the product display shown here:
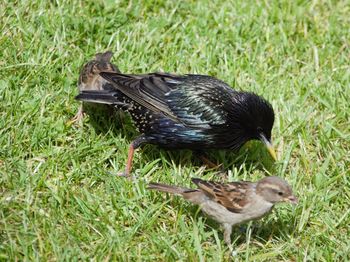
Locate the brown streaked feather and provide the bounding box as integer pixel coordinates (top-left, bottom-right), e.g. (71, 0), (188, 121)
(192, 178), (252, 213)
(95, 51), (114, 62)
(79, 52), (120, 87)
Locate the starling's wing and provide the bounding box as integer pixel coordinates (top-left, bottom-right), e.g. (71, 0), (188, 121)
(99, 72), (181, 122)
(99, 72), (235, 128)
(192, 178), (252, 213)
(165, 74), (237, 127)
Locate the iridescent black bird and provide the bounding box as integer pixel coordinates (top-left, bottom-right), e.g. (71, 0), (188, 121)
(76, 72), (276, 177)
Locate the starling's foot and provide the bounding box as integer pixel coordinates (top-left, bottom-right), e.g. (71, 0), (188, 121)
(199, 155), (225, 172)
(117, 171), (136, 180)
(116, 171), (127, 177)
(213, 170), (227, 176)
(106, 171), (136, 180)
(117, 171), (129, 178)
(67, 107), (85, 126)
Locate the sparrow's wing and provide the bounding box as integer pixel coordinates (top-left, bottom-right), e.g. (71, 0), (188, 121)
(99, 72), (235, 127)
(192, 178), (252, 213)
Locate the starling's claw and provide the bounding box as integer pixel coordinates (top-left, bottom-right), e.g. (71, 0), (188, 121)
(213, 170), (227, 176)
(117, 171), (131, 178)
(199, 155), (224, 171)
(106, 171), (136, 180)
(67, 106), (85, 126)
(117, 172), (135, 180)
(116, 171), (128, 177)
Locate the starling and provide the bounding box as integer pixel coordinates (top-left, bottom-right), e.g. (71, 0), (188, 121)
(68, 51), (120, 125)
(148, 176), (297, 246)
(76, 72), (276, 177)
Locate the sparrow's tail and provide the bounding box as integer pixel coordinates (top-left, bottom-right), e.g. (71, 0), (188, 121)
(75, 90), (126, 106)
(147, 183), (190, 196)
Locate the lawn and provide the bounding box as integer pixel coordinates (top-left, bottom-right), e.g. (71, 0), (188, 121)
(1, 0), (349, 260)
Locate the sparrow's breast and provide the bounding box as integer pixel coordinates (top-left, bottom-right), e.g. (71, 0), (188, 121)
(199, 200), (244, 225)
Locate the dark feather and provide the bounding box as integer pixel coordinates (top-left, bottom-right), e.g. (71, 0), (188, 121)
(75, 90), (127, 107)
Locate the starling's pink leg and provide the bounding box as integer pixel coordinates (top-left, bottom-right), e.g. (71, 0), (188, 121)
(118, 136), (147, 178)
(118, 144), (135, 177)
(67, 105), (85, 125)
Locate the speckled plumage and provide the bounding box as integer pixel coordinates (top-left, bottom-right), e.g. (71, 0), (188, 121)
(76, 72), (276, 176)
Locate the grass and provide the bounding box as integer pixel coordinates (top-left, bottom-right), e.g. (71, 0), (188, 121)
(1, 0), (349, 260)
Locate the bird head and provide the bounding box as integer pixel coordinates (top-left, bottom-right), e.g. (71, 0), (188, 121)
(78, 51), (120, 89)
(230, 92), (276, 160)
(256, 176), (298, 204)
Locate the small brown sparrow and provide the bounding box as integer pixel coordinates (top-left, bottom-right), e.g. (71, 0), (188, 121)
(148, 176), (297, 246)
(69, 51), (120, 124)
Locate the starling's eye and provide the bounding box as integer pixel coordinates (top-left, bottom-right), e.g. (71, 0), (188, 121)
(278, 191), (283, 196)
(257, 127), (263, 133)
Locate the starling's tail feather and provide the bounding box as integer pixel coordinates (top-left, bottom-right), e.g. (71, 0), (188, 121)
(147, 183), (189, 195)
(75, 90), (125, 106)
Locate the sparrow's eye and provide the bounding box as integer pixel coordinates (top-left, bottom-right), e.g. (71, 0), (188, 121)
(278, 191), (283, 196)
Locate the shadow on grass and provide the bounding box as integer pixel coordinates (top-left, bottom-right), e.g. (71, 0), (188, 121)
(189, 206), (296, 246)
(82, 104), (128, 134)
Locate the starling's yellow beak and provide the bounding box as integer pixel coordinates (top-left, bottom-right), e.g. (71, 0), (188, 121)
(259, 133), (277, 161)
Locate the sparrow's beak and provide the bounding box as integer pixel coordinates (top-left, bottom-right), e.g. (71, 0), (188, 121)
(284, 195), (298, 205)
(259, 133), (277, 161)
